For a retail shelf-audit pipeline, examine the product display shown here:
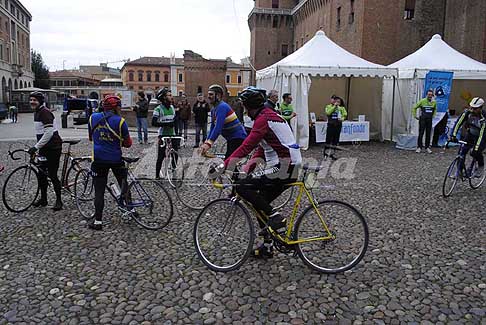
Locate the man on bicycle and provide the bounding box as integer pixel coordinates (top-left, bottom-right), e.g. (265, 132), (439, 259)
(28, 91), (64, 211)
(88, 96), (133, 230)
(223, 87), (302, 258)
(200, 84), (247, 159)
(152, 87), (179, 179)
(451, 97), (486, 177)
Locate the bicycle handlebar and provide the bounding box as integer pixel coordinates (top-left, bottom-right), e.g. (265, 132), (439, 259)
(8, 149), (30, 161)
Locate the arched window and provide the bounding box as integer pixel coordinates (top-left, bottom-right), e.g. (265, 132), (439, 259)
(128, 72), (134, 81)
(164, 72), (169, 83)
(146, 71), (152, 82)
(155, 71), (160, 82)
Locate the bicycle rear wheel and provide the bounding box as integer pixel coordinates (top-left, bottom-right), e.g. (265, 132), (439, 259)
(442, 157), (460, 197)
(128, 178), (173, 230)
(2, 165), (39, 212)
(74, 168), (96, 220)
(64, 158), (91, 196)
(468, 159), (486, 189)
(176, 162), (230, 210)
(194, 198), (254, 272)
(295, 200), (368, 274)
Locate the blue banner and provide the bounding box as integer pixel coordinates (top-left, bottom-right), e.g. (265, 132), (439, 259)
(423, 70), (454, 114)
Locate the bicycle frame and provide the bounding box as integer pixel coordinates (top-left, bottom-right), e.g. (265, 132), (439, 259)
(211, 171), (334, 246)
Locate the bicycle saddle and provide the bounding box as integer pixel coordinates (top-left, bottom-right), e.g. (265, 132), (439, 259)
(63, 139), (81, 145)
(122, 157), (140, 163)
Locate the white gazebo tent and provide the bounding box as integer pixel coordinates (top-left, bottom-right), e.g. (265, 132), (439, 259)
(382, 34), (486, 142)
(256, 30), (397, 149)
(256, 31), (396, 148)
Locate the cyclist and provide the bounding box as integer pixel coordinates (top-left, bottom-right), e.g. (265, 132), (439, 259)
(27, 91), (64, 211)
(88, 96), (133, 230)
(451, 97), (486, 177)
(200, 84), (247, 159)
(152, 87), (179, 179)
(223, 87), (302, 258)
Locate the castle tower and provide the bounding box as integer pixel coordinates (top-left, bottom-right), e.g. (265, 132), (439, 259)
(248, 0), (298, 83)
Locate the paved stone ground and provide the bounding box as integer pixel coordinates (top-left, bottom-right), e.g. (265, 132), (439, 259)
(0, 139), (485, 324)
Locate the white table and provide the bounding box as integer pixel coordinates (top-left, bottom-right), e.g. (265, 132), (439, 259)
(315, 121), (370, 143)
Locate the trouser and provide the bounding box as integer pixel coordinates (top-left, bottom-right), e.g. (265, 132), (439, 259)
(11, 112), (17, 122)
(180, 120), (189, 140)
(236, 165), (297, 228)
(136, 117), (148, 142)
(418, 117), (433, 149)
(326, 121), (342, 146)
(155, 137), (180, 178)
(459, 134), (485, 167)
(195, 123), (207, 145)
(91, 161), (127, 221)
(174, 116), (180, 135)
(225, 138), (245, 160)
(38, 148), (62, 202)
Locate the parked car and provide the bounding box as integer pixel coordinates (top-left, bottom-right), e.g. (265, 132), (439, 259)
(0, 103), (8, 120)
(63, 98), (98, 124)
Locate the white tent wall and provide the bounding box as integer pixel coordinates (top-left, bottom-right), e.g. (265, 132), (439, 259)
(348, 77), (383, 139)
(308, 77), (347, 120)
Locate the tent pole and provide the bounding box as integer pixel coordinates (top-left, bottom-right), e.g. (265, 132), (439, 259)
(390, 76), (396, 141)
(346, 77), (351, 115)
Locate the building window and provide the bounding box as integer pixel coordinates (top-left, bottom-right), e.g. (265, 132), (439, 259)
(226, 74), (231, 83)
(0, 44), (3, 61)
(272, 0), (279, 8)
(404, 0), (415, 20)
(146, 71), (151, 82)
(281, 44), (288, 57)
(155, 72), (160, 82)
(164, 72), (169, 82)
(337, 7), (341, 29)
(349, 0), (355, 24)
(139, 86), (143, 90)
(272, 16), (278, 28)
(128, 72), (134, 81)
(64, 80), (70, 87)
(138, 72), (143, 82)
(178, 73), (183, 83)
(237, 75), (242, 84)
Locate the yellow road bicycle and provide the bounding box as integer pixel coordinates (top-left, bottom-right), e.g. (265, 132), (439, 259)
(193, 165), (369, 273)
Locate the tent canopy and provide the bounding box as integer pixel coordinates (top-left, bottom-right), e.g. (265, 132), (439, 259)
(389, 34), (486, 79)
(257, 30), (397, 81)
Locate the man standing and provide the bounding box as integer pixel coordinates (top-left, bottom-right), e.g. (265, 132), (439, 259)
(192, 93), (210, 148)
(280, 93), (296, 125)
(177, 95), (191, 141)
(265, 90), (280, 113)
(412, 89), (437, 153)
(200, 84), (247, 159)
(28, 91), (63, 211)
(133, 91), (149, 144)
(88, 96), (132, 230)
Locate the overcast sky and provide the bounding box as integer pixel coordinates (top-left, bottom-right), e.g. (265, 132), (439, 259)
(22, 0), (254, 71)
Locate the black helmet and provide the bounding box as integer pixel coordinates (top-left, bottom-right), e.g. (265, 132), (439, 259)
(238, 86), (266, 109)
(29, 91), (45, 105)
(208, 84), (225, 96)
(156, 87), (171, 101)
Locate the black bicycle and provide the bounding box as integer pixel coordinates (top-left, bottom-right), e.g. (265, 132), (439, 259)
(74, 156), (173, 230)
(2, 140), (91, 212)
(442, 140), (486, 197)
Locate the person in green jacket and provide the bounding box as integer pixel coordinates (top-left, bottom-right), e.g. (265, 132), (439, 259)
(325, 95), (347, 159)
(280, 93), (296, 126)
(412, 89), (437, 153)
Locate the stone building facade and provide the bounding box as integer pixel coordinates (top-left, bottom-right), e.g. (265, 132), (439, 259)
(120, 51), (251, 100)
(249, 0), (486, 74)
(0, 0), (34, 103)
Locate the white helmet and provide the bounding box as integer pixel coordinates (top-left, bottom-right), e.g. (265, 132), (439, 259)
(469, 97), (484, 108)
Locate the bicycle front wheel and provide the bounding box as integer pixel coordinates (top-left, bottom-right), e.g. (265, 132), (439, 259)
(469, 159), (486, 189)
(442, 157), (460, 197)
(128, 178), (173, 230)
(194, 199), (254, 272)
(2, 165), (39, 212)
(273, 186), (294, 210)
(74, 168), (96, 220)
(166, 151), (184, 188)
(295, 200), (369, 274)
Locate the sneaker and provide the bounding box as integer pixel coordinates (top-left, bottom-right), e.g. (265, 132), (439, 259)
(415, 148), (421, 153)
(88, 220), (103, 231)
(32, 198), (48, 207)
(267, 212), (286, 231)
(426, 148), (433, 154)
(252, 241), (274, 258)
(474, 166), (484, 178)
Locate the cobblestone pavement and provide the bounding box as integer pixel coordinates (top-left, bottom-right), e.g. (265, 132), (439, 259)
(0, 139), (485, 324)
